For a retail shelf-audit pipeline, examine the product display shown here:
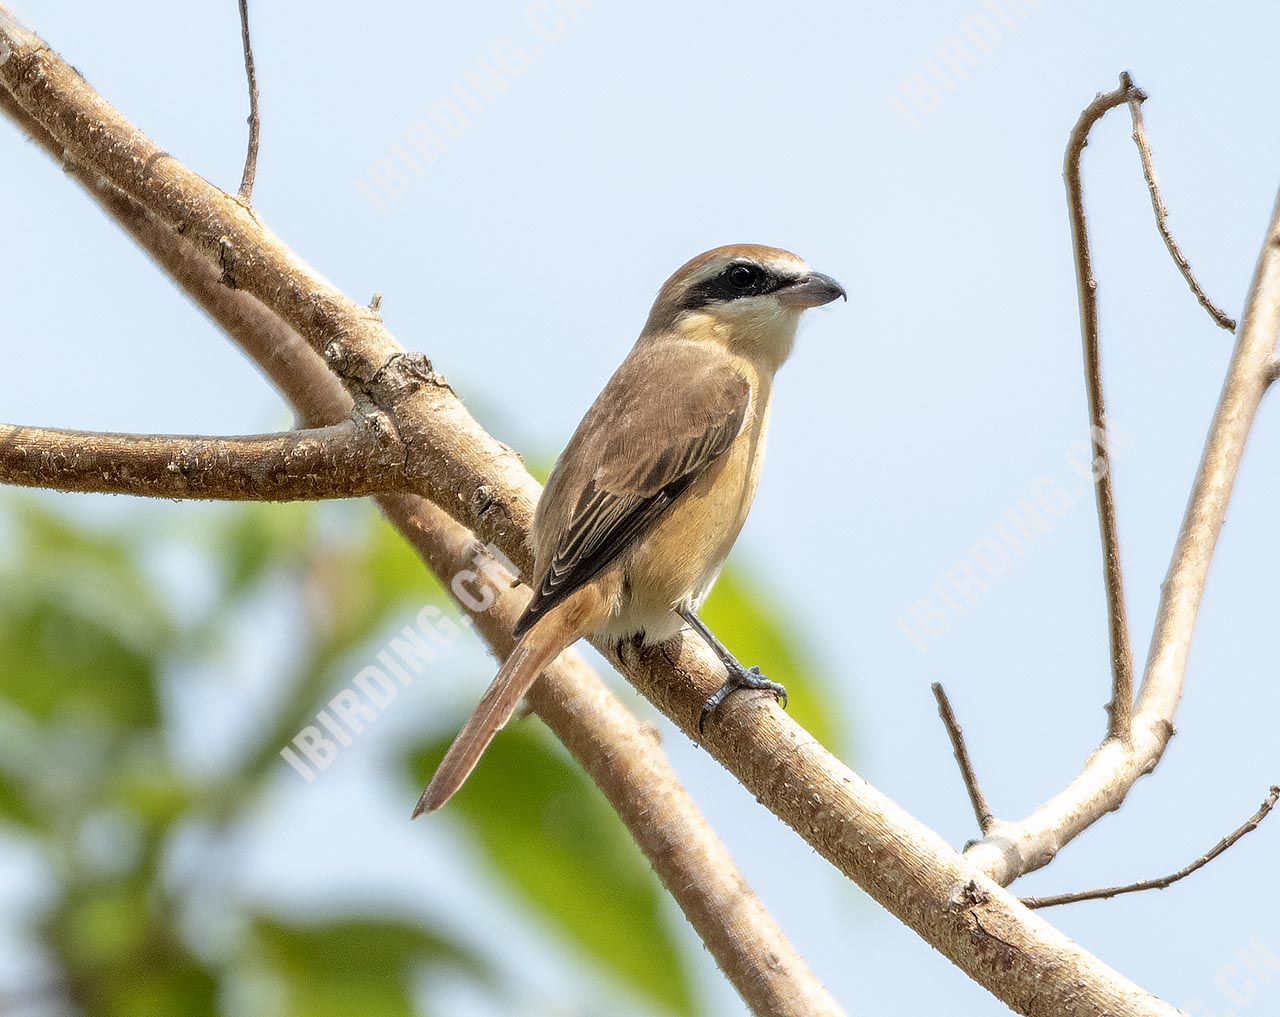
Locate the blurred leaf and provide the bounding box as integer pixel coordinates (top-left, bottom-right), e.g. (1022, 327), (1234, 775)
(0, 502), (166, 729)
(700, 564), (842, 750)
(0, 590), (160, 730)
(240, 497), (472, 776)
(58, 884), (150, 966)
(111, 754), (194, 829)
(0, 765), (38, 828)
(286, 507), (450, 683)
(252, 914), (484, 1017)
(229, 507), (457, 787)
(96, 963), (219, 1017)
(363, 513), (449, 616)
(214, 502), (316, 598)
(0, 495), (725, 1016)
(410, 726), (694, 1016)
(10, 501), (173, 643)
(11, 502), (140, 578)
(47, 881), (218, 1017)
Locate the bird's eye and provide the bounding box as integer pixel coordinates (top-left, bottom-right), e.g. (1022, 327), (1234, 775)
(727, 263), (760, 289)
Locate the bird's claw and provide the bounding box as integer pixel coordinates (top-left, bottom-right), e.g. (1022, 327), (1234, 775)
(698, 664), (788, 734)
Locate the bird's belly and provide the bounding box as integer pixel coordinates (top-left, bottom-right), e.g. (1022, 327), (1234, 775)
(596, 417), (766, 644)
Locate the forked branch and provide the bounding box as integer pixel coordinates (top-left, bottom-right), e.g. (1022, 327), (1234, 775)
(1063, 72), (1237, 744)
(919, 74), (1264, 902)
(1022, 786), (1279, 909)
(964, 121), (1280, 887)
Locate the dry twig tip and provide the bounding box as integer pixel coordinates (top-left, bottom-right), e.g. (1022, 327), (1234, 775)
(236, 0), (260, 201)
(1120, 72), (1237, 332)
(931, 683), (995, 834)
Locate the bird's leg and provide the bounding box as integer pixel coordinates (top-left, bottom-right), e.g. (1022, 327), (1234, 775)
(677, 608), (788, 733)
(616, 631), (646, 669)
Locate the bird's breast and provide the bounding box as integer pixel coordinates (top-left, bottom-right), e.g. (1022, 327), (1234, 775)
(601, 385), (772, 644)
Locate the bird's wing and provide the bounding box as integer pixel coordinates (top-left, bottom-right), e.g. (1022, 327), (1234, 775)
(513, 343), (751, 638)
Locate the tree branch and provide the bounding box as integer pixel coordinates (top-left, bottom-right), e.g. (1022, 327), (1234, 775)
(0, 419), (408, 500)
(1064, 76), (1139, 743)
(1021, 785), (1279, 909)
(602, 635), (1178, 1016)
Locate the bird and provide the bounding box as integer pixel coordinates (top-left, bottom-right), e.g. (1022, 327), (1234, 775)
(414, 244), (845, 816)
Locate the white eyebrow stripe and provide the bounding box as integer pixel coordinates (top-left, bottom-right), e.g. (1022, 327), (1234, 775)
(688, 252), (810, 286)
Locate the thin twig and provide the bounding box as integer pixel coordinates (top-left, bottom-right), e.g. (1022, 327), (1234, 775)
(931, 683), (995, 834)
(1122, 75), (1236, 332)
(1064, 74), (1138, 742)
(236, 0), (260, 202)
(1022, 786), (1279, 908)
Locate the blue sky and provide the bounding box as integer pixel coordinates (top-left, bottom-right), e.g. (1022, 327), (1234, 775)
(3, 1), (1279, 1014)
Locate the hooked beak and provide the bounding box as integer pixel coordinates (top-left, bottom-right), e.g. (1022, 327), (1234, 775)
(775, 271), (848, 309)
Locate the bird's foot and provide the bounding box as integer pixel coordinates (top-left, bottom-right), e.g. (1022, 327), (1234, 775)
(698, 665), (788, 734)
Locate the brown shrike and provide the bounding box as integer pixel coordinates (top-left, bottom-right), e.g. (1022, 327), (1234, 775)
(414, 244), (845, 816)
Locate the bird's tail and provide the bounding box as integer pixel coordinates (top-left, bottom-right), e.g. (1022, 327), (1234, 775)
(412, 623), (568, 817)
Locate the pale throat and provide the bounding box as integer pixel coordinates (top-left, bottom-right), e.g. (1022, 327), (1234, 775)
(674, 306), (802, 374)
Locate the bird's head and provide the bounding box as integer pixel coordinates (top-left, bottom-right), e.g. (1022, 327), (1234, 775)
(642, 244), (846, 369)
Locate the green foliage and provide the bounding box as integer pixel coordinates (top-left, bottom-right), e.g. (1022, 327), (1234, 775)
(0, 503), (166, 730)
(42, 877), (219, 1017)
(410, 727), (695, 1017)
(0, 499), (488, 1017)
(0, 766), (38, 827)
(0, 496), (838, 1016)
(250, 915), (483, 1017)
